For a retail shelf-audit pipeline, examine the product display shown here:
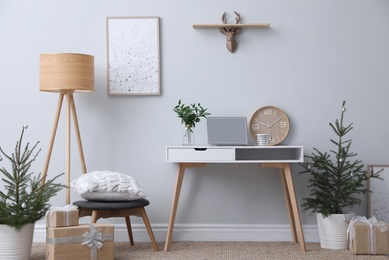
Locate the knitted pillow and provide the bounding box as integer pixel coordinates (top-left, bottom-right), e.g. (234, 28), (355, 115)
(70, 171), (147, 201)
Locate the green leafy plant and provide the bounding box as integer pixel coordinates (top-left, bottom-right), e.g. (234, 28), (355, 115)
(173, 99), (211, 130)
(0, 125), (64, 230)
(299, 101), (381, 218)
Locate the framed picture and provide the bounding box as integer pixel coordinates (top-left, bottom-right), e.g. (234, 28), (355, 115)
(106, 16), (160, 95)
(367, 164), (389, 222)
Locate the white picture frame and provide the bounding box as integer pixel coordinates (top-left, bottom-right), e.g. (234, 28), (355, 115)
(106, 16), (160, 95)
(367, 164), (389, 223)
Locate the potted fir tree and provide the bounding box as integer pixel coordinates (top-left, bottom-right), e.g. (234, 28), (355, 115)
(173, 99), (210, 145)
(299, 101), (381, 250)
(0, 125), (64, 260)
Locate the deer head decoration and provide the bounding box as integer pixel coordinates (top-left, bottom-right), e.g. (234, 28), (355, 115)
(219, 11), (241, 53)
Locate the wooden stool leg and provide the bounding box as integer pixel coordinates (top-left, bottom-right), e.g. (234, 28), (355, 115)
(125, 216), (135, 246)
(139, 208), (159, 251)
(91, 210), (98, 223)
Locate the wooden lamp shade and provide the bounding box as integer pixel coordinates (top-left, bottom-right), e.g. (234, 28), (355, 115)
(40, 53), (94, 92)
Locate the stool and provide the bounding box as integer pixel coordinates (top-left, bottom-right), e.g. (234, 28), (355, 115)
(73, 199), (158, 251)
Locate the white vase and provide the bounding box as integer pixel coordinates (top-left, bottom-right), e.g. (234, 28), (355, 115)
(183, 125), (195, 145)
(316, 212), (355, 250)
(0, 223), (35, 260)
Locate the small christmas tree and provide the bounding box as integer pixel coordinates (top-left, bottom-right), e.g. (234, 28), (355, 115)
(0, 125), (64, 230)
(300, 101), (381, 217)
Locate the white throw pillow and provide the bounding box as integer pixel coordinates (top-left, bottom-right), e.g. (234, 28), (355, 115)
(70, 171), (147, 201)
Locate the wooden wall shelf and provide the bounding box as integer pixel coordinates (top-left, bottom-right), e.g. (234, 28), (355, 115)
(192, 12), (270, 53)
(193, 23), (270, 29)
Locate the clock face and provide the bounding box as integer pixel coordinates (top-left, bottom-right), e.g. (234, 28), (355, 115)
(249, 106), (290, 146)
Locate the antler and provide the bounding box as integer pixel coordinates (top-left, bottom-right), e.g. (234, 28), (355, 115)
(234, 11), (240, 24)
(221, 11), (240, 24)
(221, 11), (227, 24)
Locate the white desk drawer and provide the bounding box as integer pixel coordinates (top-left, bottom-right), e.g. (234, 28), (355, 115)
(166, 147), (234, 162)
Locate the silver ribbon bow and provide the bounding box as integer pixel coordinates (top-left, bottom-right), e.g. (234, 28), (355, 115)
(82, 224), (104, 260)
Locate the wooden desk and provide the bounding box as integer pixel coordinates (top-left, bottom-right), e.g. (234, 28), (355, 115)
(164, 145), (306, 252)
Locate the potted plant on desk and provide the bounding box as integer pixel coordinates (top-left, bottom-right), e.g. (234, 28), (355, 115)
(299, 101), (381, 250)
(173, 99), (210, 145)
(0, 125), (64, 260)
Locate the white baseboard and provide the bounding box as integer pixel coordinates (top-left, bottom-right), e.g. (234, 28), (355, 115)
(34, 223), (319, 243)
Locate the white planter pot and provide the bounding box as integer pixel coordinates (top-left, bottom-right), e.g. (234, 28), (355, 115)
(316, 212), (354, 250)
(0, 223), (35, 260)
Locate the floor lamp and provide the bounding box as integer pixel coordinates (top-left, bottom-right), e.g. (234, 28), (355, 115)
(39, 53), (94, 204)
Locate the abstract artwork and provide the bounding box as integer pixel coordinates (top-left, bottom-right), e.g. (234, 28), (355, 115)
(106, 16), (160, 95)
(367, 164), (389, 223)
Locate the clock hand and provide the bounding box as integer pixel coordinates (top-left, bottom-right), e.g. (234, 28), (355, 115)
(259, 122), (270, 128)
(268, 115), (285, 127)
(254, 119), (270, 128)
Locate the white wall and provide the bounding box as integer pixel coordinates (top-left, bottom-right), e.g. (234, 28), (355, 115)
(1, 0), (388, 243)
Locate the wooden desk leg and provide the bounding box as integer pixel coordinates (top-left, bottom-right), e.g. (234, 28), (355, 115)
(280, 170), (298, 243)
(164, 163), (186, 251)
(283, 163), (306, 252)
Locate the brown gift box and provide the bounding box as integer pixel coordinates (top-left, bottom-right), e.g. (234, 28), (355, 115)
(348, 220), (389, 255)
(46, 224), (114, 260)
(45, 209), (79, 227)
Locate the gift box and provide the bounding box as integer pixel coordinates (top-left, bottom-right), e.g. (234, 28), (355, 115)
(348, 216), (389, 255)
(46, 224), (114, 260)
(46, 205), (79, 227)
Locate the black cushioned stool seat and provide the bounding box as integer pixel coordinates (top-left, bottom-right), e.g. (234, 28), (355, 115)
(73, 199), (158, 251)
(74, 199), (150, 210)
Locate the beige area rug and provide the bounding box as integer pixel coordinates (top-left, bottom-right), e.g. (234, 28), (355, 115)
(31, 241), (389, 260)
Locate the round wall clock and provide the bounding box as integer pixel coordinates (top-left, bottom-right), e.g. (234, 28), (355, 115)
(249, 106), (290, 146)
